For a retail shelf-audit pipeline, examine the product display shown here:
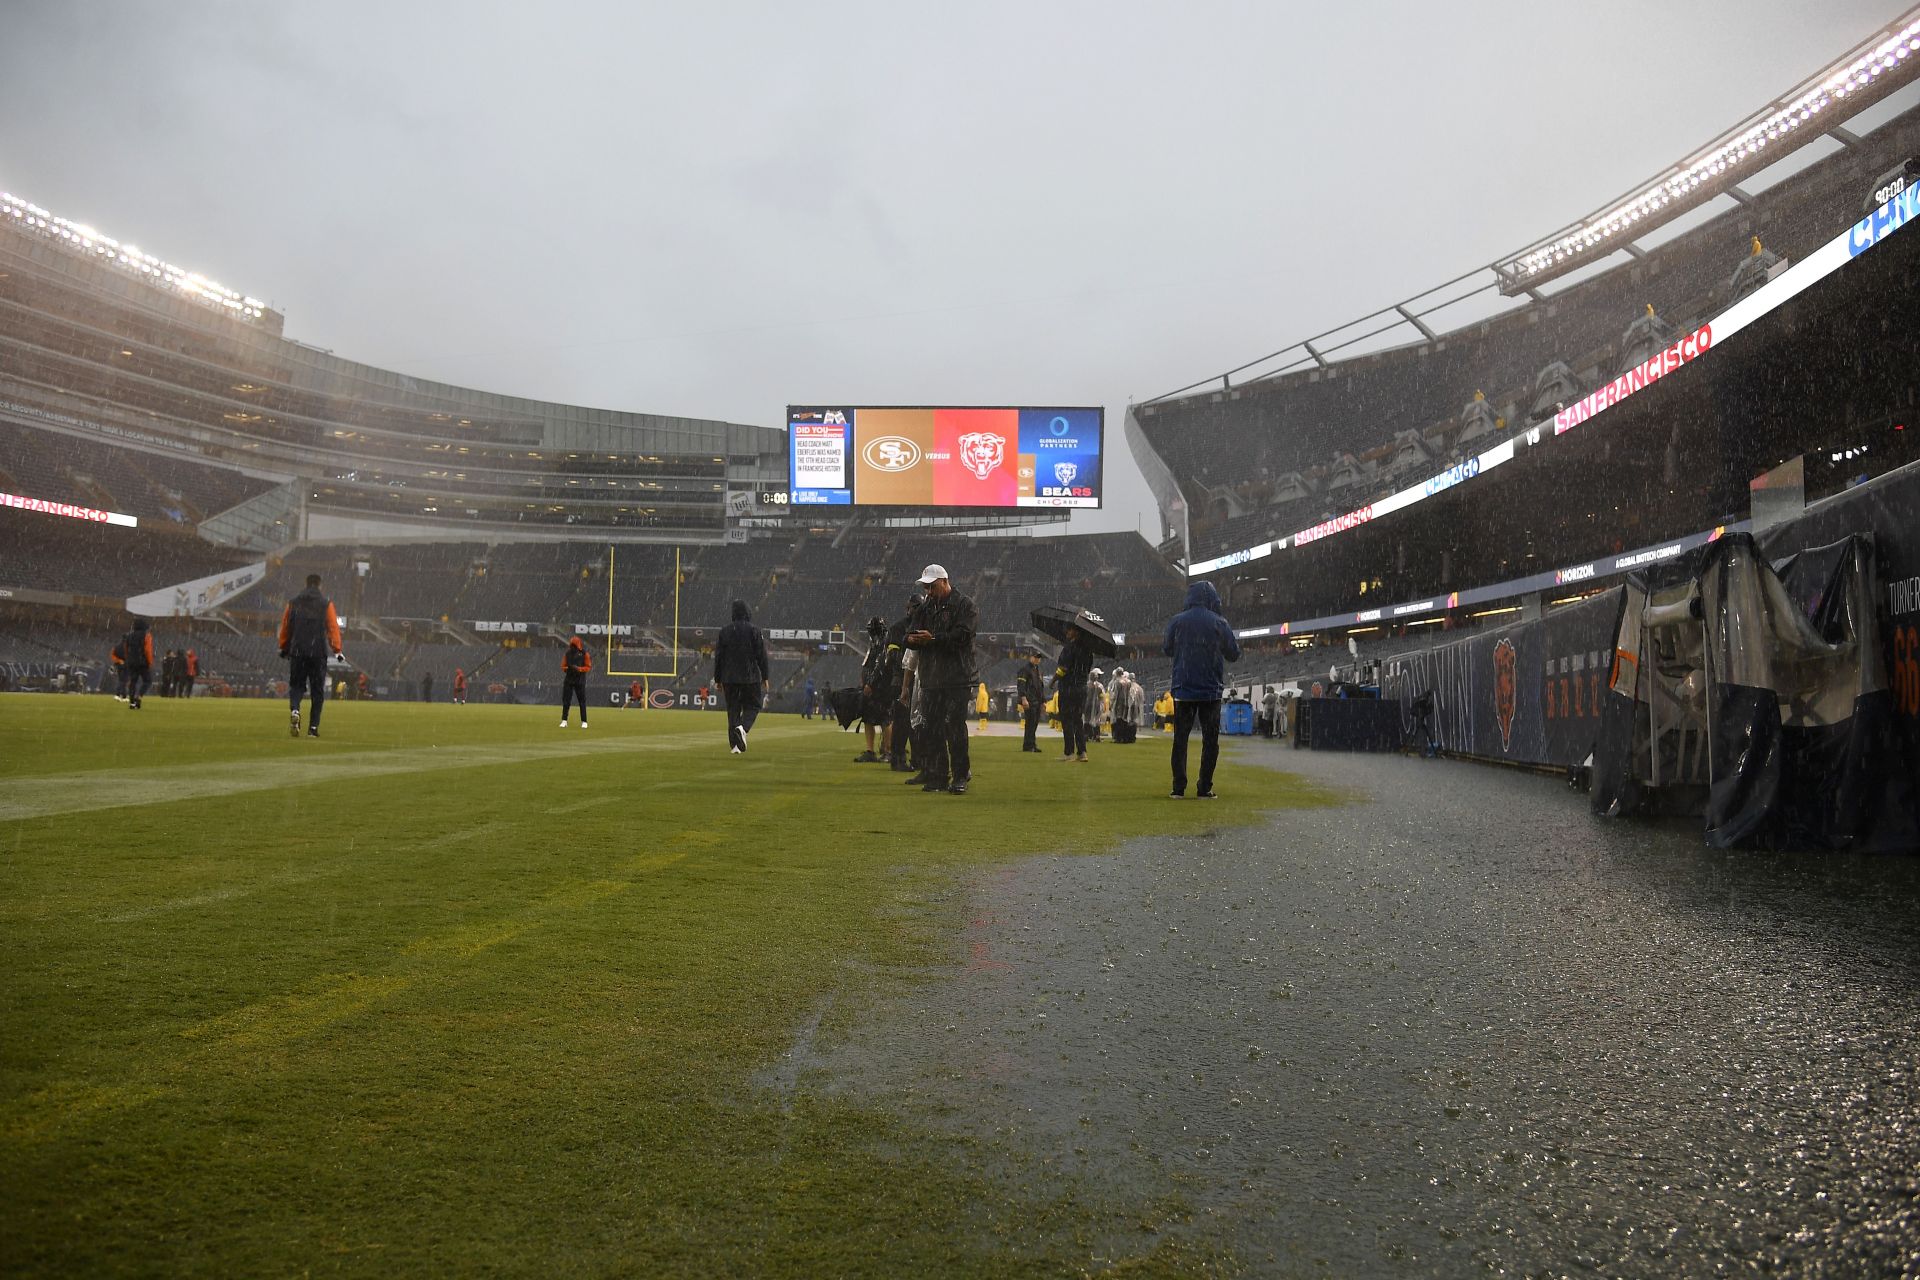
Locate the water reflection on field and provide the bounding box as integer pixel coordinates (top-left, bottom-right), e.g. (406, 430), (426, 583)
(802, 746), (1920, 1276)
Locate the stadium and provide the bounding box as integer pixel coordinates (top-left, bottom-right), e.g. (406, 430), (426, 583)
(4, 7), (1920, 1276)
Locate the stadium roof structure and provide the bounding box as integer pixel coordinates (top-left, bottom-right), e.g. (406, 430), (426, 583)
(1139, 6), (1920, 405)
(1494, 7), (1920, 295)
(0, 189), (277, 327)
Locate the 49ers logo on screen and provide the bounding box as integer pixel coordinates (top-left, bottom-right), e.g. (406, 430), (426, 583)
(958, 432), (1006, 480)
(863, 436), (922, 472)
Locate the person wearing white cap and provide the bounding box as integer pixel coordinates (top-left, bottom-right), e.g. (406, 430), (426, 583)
(903, 563), (978, 794)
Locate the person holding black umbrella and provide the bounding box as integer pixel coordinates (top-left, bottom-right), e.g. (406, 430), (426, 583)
(1052, 626), (1096, 762)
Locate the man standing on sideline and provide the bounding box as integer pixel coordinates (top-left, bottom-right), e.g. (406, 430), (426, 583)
(560, 633), (593, 727)
(183, 648), (199, 698)
(422, 671), (435, 702)
(1163, 579), (1241, 798)
(1016, 653), (1046, 752)
(904, 564), (977, 794)
(452, 667), (467, 705)
(714, 599), (770, 753)
(120, 617), (154, 710)
(279, 573), (344, 738)
(1052, 627), (1095, 762)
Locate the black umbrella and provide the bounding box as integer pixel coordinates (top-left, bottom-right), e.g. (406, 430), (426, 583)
(1030, 604), (1119, 658)
(827, 685), (867, 729)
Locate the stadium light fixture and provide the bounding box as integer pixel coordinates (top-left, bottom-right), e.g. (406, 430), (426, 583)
(1495, 11), (1920, 294)
(1, 188), (267, 320)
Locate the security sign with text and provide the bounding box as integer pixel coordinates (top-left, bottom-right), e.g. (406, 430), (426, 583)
(788, 406), (1102, 508)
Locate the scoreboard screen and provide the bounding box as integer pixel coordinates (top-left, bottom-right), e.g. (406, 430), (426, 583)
(787, 406), (1102, 509)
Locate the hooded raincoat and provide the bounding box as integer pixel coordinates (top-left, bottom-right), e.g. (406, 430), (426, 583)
(1162, 580), (1241, 701)
(713, 600), (770, 687)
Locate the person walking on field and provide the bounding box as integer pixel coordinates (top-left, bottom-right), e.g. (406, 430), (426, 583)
(120, 617), (155, 710)
(453, 667), (467, 705)
(560, 633), (593, 727)
(279, 573), (344, 738)
(714, 599), (770, 754)
(1163, 579), (1241, 798)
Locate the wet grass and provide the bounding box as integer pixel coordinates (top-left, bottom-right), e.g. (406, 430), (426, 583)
(0, 697), (1338, 1277)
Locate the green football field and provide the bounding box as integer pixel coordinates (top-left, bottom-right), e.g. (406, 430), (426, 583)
(0, 696), (1336, 1277)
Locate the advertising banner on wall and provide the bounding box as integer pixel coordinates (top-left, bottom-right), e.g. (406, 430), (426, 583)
(1375, 589), (1622, 768)
(126, 561), (268, 617)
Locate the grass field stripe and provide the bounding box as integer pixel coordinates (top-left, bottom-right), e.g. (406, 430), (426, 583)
(4, 1081), (169, 1145)
(543, 795), (622, 814)
(0, 725), (809, 822)
(98, 864), (345, 924)
(177, 973), (415, 1051)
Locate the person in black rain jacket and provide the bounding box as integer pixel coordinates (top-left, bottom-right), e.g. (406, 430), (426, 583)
(713, 599), (770, 753)
(903, 564), (977, 794)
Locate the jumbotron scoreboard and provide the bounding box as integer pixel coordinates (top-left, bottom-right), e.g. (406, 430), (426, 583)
(785, 405), (1103, 509)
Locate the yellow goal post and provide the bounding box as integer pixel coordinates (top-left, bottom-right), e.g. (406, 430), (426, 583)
(603, 545), (682, 679)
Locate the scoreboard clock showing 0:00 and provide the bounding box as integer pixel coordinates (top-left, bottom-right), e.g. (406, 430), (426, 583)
(786, 406), (1102, 509)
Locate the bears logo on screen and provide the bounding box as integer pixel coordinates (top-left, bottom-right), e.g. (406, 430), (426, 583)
(1053, 461), (1078, 486)
(1493, 637), (1518, 752)
(957, 432), (1006, 481)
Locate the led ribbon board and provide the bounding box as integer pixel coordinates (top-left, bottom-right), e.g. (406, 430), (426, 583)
(1, 491), (139, 527)
(787, 406), (1103, 509)
(1186, 183), (1920, 575)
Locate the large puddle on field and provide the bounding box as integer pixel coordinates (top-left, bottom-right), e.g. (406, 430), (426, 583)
(776, 746), (1920, 1276)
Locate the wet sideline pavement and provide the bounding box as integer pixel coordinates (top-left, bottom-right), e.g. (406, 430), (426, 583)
(794, 742), (1920, 1276)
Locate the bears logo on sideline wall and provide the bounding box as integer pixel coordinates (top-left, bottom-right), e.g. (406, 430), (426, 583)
(1493, 637), (1518, 752)
(957, 432), (1006, 481)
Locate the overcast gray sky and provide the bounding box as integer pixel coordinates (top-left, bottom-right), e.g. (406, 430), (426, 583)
(2, 1), (1907, 535)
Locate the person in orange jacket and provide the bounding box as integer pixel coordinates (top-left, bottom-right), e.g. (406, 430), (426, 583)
(183, 648), (199, 698)
(109, 637), (128, 701)
(119, 618), (154, 709)
(453, 667), (468, 705)
(560, 633), (593, 727)
(279, 573), (344, 738)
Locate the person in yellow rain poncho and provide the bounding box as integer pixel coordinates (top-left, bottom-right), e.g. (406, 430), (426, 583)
(975, 680), (990, 732)
(1154, 688), (1174, 732)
